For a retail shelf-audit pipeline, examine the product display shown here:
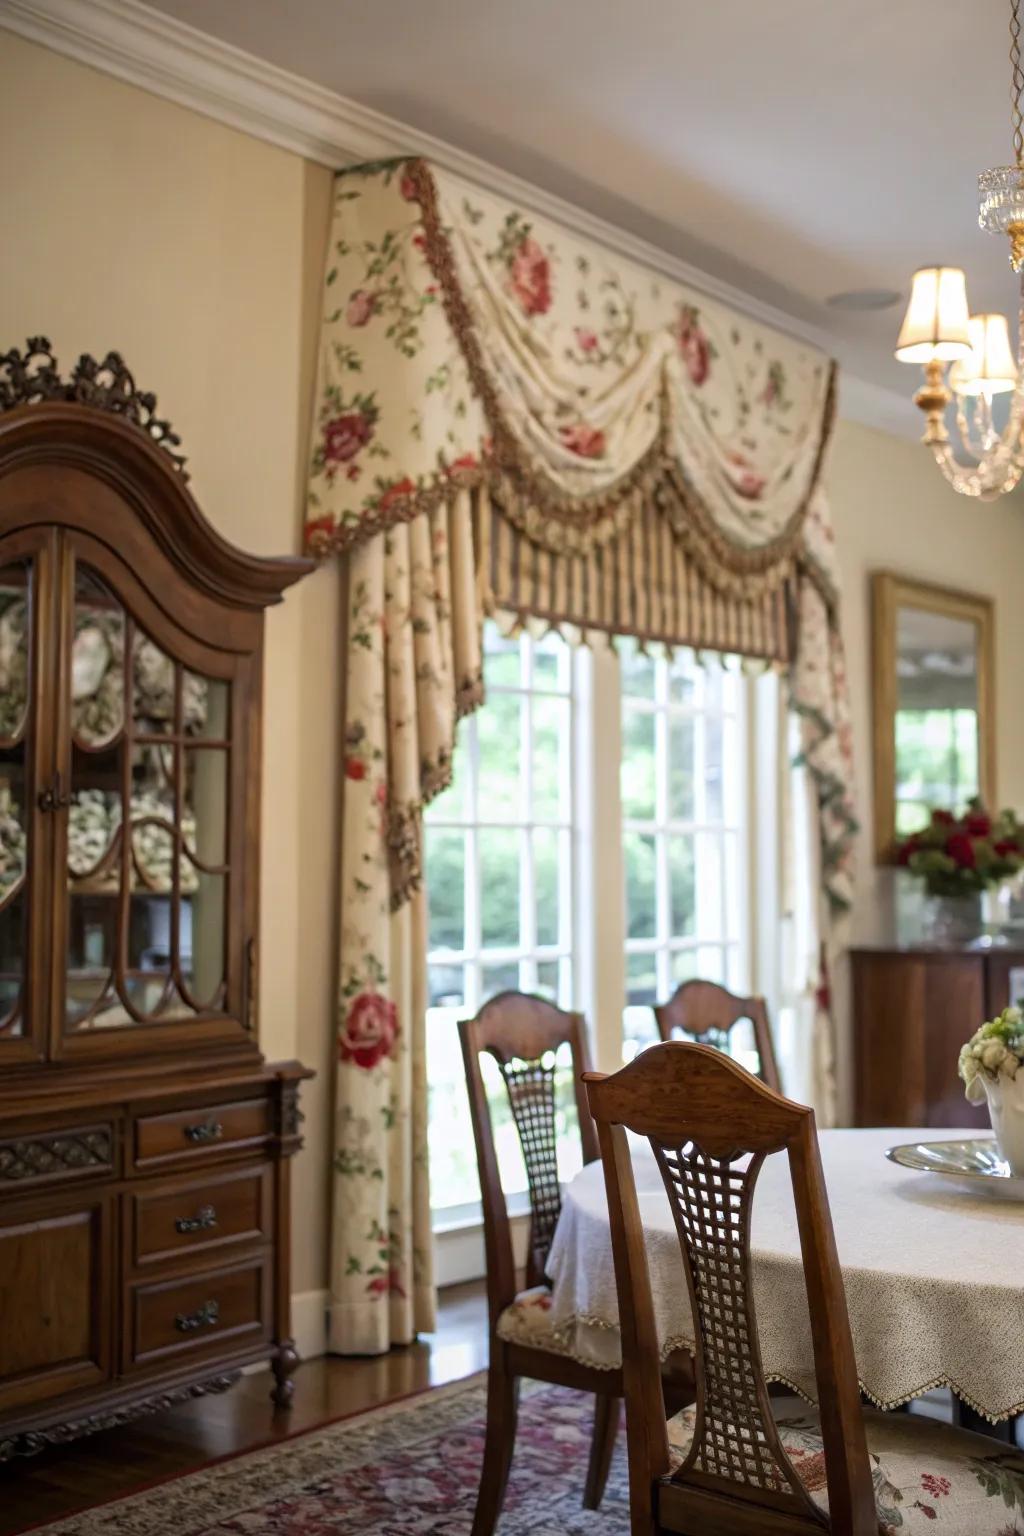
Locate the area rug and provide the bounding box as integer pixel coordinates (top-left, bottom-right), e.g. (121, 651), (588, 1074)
(26, 1375), (630, 1536)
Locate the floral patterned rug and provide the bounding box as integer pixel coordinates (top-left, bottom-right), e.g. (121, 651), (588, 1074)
(25, 1376), (630, 1536)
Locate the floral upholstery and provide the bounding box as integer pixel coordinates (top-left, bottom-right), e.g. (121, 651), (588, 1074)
(667, 1402), (1024, 1534)
(496, 1285), (573, 1355)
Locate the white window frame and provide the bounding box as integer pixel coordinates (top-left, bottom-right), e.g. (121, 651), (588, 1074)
(425, 627), (579, 1236)
(425, 630), (577, 1013)
(429, 628), (776, 1282)
(619, 648), (750, 1055)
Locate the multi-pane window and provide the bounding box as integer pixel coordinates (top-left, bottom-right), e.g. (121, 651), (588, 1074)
(619, 639), (746, 1061)
(424, 623), (579, 1215)
(423, 624), (757, 1221)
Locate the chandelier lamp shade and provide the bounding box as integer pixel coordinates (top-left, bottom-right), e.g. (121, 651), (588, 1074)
(895, 0), (1024, 498)
(894, 267), (971, 364)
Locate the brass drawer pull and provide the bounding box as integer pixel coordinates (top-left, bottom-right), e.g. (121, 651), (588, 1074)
(174, 1204), (218, 1235)
(174, 1299), (220, 1333)
(183, 1121), (223, 1145)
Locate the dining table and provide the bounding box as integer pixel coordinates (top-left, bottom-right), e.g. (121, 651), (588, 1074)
(545, 1126), (1024, 1427)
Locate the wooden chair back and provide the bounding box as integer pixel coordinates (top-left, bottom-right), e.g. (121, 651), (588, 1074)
(584, 1042), (875, 1536)
(459, 991), (598, 1328)
(654, 979), (782, 1091)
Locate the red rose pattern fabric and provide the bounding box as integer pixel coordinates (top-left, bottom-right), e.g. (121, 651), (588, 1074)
(338, 991), (399, 1069)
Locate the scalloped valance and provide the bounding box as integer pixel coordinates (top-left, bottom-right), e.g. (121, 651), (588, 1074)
(306, 160), (856, 1355)
(304, 155), (854, 897)
(304, 157), (841, 635)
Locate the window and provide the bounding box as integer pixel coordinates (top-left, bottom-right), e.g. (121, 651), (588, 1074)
(620, 639), (746, 1061)
(424, 623), (579, 1217)
(424, 620), (759, 1225)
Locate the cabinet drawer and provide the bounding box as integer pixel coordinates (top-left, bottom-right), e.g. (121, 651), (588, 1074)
(133, 1098), (271, 1170)
(129, 1258), (269, 1369)
(131, 1165), (272, 1269)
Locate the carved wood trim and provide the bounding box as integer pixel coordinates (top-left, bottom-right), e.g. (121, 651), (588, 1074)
(0, 341), (315, 612)
(0, 1125), (113, 1184)
(0, 1372), (241, 1461)
(0, 338), (188, 475)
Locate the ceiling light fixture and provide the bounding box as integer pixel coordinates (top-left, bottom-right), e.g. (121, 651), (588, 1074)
(895, 0), (1024, 498)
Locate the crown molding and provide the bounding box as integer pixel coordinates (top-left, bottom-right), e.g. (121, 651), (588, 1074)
(0, 0), (913, 437)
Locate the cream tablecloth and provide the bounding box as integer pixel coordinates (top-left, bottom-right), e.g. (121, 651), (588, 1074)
(545, 1127), (1024, 1421)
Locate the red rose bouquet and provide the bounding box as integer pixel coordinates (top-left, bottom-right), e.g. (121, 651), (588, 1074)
(896, 798), (1024, 896)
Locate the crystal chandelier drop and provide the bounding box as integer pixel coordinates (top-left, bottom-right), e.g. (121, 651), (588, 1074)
(895, 0), (1024, 498)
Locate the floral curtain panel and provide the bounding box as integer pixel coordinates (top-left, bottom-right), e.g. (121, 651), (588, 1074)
(306, 156), (857, 1353)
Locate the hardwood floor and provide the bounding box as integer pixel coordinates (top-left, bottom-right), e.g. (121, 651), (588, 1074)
(0, 1282), (489, 1536)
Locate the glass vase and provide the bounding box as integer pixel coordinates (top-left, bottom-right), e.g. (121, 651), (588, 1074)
(923, 890), (984, 946)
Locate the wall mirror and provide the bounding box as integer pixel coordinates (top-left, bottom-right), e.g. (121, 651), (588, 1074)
(872, 572), (995, 861)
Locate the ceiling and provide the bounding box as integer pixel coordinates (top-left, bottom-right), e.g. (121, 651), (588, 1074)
(141, 0), (1021, 422)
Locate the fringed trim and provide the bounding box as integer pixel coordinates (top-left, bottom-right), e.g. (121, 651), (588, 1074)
(308, 466), (485, 559)
(311, 457), (807, 608)
(541, 1312), (1022, 1422)
(385, 668), (487, 913)
(795, 546), (841, 619)
(491, 470), (802, 602)
(309, 155), (839, 601)
(455, 667), (485, 720)
(489, 597), (787, 676)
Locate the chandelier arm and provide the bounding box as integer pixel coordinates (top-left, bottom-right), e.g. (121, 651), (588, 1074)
(928, 432), (1024, 497)
(954, 395), (988, 460)
(978, 393), (1000, 453)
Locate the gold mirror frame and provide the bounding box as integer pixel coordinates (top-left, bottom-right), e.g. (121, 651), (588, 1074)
(872, 572), (995, 863)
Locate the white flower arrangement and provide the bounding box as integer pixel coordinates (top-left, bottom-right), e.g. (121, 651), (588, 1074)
(958, 1006), (1024, 1102)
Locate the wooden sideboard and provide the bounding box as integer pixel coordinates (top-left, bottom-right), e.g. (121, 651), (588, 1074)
(851, 946), (1024, 1127)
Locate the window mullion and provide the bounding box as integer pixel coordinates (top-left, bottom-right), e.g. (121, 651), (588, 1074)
(466, 711), (482, 1010)
(584, 642), (626, 1071)
(654, 655), (671, 1001)
(520, 658), (535, 991)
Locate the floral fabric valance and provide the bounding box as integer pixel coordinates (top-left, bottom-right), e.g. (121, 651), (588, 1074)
(305, 159), (834, 635)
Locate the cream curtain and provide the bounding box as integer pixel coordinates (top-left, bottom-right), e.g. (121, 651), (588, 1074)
(309, 156), (857, 1353)
(332, 501), (480, 1352)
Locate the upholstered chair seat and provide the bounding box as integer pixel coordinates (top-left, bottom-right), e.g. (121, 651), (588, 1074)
(668, 1401), (1024, 1534)
(495, 1284), (574, 1354)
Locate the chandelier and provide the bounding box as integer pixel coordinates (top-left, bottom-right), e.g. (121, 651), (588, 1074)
(896, 0), (1024, 499)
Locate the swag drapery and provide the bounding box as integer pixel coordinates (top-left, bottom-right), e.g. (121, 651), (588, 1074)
(305, 157), (857, 1355)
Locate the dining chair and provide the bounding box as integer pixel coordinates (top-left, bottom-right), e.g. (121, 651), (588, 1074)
(584, 1040), (1024, 1536)
(654, 978), (782, 1090)
(459, 991), (624, 1536)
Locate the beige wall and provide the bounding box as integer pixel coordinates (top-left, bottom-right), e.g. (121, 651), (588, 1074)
(828, 419), (1024, 1106)
(0, 34), (337, 1313)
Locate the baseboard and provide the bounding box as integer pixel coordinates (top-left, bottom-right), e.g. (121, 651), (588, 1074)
(291, 1287), (329, 1362)
(433, 1212), (529, 1288)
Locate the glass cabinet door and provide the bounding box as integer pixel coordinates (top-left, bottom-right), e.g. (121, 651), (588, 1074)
(0, 556), (36, 1050)
(58, 554), (239, 1044)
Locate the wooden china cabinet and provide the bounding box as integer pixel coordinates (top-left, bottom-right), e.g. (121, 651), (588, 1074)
(0, 341), (314, 1458)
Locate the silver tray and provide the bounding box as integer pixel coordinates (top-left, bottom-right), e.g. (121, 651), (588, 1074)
(886, 1137), (1024, 1199)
